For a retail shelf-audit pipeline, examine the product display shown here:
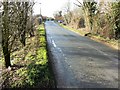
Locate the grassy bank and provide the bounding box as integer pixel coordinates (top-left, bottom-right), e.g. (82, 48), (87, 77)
(1, 24), (55, 88)
(59, 23), (119, 50)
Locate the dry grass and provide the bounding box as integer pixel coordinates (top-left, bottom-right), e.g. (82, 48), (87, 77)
(59, 23), (119, 50)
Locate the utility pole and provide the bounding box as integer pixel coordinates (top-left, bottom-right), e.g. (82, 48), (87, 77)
(39, 3), (41, 15)
(39, 3), (42, 24)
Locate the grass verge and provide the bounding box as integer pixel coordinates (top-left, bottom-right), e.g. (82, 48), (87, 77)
(1, 24), (55, 88)
(59, 23), (119, 50)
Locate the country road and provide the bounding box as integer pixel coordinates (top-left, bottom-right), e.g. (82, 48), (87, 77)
(45, 21), (118, 88)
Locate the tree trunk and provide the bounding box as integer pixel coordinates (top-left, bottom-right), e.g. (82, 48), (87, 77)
(19, 2), (29, 46)
(2, 2), (11, 68)
(2, 40), (11, 68)
(20, 30), (26, 46)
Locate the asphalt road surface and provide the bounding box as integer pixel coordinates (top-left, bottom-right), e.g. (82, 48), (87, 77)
(45, 21), (118, 88)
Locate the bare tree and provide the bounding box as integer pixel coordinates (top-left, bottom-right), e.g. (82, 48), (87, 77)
(1, 1), (35, 68)
(53, 11), (64, 21)
(2, 1), (11, 68)
(63, 1), (72, 24)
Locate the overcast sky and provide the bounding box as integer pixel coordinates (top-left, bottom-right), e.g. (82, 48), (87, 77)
(33, 0), (119, 17)
(33, 0), (77, 17)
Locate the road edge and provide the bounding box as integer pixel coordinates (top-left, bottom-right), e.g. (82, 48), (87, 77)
(58, 23), (119, 50)
(44, 22), (57, 89)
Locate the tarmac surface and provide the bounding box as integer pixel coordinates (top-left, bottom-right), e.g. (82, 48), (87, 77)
(45, 21), (118, 88)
